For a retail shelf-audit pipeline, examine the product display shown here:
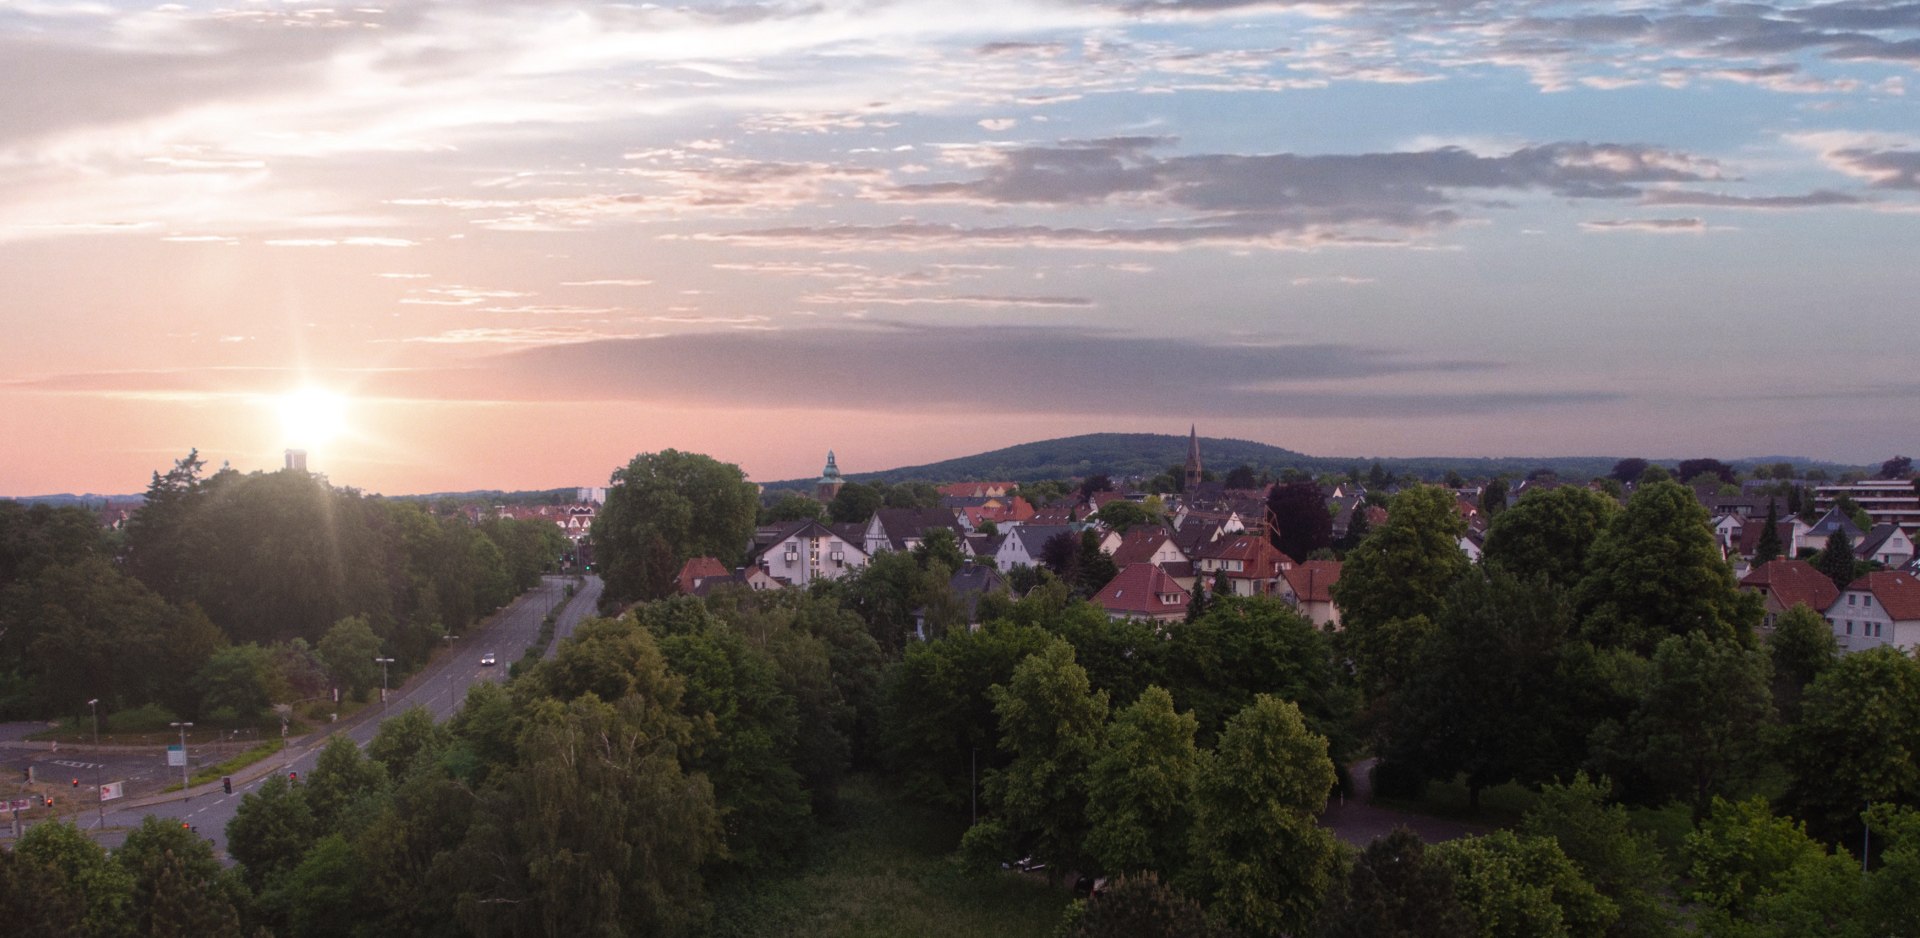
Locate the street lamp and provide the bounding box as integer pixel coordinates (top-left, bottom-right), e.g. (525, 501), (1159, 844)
(374, 657), (395, 709)
(168, 721), (193, 796)
(87, 699), (102, 829)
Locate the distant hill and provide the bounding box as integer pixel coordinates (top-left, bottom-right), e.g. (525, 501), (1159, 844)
(764, 433), (1866, 489)
(3, 493), (143, 508)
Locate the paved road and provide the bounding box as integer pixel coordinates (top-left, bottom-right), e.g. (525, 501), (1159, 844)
(1319, 758), (1490, 847)
(4, 575), (602, 854)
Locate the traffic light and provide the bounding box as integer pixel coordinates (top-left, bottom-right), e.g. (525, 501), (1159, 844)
(42, 796), (52, 807)
(222, 776), (232, 794)
(71, 778), (78, 787)
(181, 821), (190, 830)
(288, 771), (298, 782)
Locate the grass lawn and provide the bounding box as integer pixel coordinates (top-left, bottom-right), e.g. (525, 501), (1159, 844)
(707, 775), (1073, 938)
(1373, 775), (1540, 827)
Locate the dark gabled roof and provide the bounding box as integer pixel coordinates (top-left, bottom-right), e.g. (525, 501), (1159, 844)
(871, 508), (964, 550)
(1858, 524), (1910, 558)
(1806, 508), (1865, 541)
(965, 533), (1007, 557)
(747, 520), (864, 564)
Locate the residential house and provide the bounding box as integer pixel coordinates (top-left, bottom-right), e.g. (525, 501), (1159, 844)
(1193, 533), (1292, 597)
(913, 563), (1008, 638)
(1092, 563), (1191, 622)
(1109, 526), (1196, 590)
(1858, 524), (1916, 568)
(1824, 570), (1920, 653)
(748, 519), (869, 587)
(993, 523), (1076, 572)
(1796, 508), (1866, 556)
(1739, 559), (1840, 632)
(675, 557), (731, 596)
(1280, 560), (1342, 629)
(863, 508), (966, 556)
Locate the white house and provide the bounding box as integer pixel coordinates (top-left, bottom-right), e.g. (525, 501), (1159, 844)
(747, 520), (869, 587)
(1858, 525), (1916, 568)
(1824, 571), (1920, 654)
(993, 524), (1075, 572)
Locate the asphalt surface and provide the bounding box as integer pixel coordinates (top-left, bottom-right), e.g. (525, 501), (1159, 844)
(1, 574), (603, 854)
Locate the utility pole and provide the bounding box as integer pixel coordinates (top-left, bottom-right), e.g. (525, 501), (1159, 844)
(88, 699), (102, 829)
(169, 722), (194, 796)
(375, 657), (395, 709)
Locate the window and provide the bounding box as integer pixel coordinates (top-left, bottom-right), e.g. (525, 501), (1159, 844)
(1845, 621), (1853, 635)
(1865, 596), (1874, 608)
(1849, 594), (1857, 605)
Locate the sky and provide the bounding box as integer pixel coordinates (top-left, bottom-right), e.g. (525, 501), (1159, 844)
(1, 0), (1916, 496)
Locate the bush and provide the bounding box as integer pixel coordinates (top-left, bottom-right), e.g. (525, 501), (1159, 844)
(105, 703), (178, 734)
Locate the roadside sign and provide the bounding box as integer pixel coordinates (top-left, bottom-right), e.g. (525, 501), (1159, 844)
(166, 744), (186, 767)
(5, 799), (32, 811)
(100, 781), (124, 802)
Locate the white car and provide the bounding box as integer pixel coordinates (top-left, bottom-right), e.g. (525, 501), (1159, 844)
(480, 652), (496, 667)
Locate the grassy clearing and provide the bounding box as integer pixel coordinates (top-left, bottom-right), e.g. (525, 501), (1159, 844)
(707, 776), (1072, 938)
(163, 740), (286, 792)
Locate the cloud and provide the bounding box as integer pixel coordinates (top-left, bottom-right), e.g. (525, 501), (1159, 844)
(1640, 188), (1865, 208)
(9, 324), (1620, 419)
(1580, 217), (1707, 232)
(1826, 146), (1920, 189)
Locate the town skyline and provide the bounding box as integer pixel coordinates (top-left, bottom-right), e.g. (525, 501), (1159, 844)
(3, 0), (1916, 495)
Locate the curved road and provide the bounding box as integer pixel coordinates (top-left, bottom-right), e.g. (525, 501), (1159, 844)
(70, 575), (602, 854)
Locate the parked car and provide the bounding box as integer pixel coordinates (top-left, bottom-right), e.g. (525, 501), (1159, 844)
(480, 652), (496, 666)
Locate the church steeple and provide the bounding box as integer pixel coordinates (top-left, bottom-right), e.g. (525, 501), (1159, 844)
(815, 451), (846, 502)
(1184, 425), (1203, 493)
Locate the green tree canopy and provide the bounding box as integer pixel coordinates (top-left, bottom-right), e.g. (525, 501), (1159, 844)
(1481, 486), (1621, 590)
(985, 638), (1110, 882)
(1573, 480), (1759, 655)
(1434, 830), (1618, 938)
(1084, 685), (1198, 876)
(1782, 646), (1920, 842)
(1313, 827), (1472, 938)
(593, 449), (759, 605)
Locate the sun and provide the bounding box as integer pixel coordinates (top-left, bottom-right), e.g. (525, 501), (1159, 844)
(277, 387), (349, 448)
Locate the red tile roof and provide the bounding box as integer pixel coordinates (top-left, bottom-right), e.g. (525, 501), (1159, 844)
(1093, 563), (1191, 619)
(1283, 560), (1342, 604)
(676, 557), (730, 595)
(1740, 559), (1839, 614)
(1846, 570), (1920, 621)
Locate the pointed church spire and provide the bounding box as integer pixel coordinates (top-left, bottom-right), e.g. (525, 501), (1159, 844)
(1185, 425), (1203, 493)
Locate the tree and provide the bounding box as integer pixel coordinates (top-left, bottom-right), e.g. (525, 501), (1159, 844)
(1079, 474), (1114, 501)
(1611, 632), (1774, 819)
(117, 815), (236, 937)
(1481, 478), (1510, 517)
(1767, 603), (1837, 724)
(1434, 830), (1617, 938)
(1817, 528), (1856, 590)
(1683, 796), (1835, 922)
(912, 526), (964, 573)
(305, 734), (389, 832)
(1481, 486), (1620, 591)
(1268, 481), (1333, 563)
(826, 482), (884, 524)
(317, 615), (383, 702)
(593, 449), (759, 605)
(1084, 686), (1198, 875)
(192, 643), (277, 720)
(1520, 775), (1675, 938)
(1186, 695), (1342, 938)
(1753, 501), (1783, 563)
(1332, 486), (1468, 697)
(985, 639), (1110, 882)
(227, 773), (318, 891)
(880, 620), (1052, 809)
(1676, 459), (1736, 486)
(1063, 873), (1217, 938)
(1573, 480), (1759, 655)
(762, 491), (827, 524)
(1039, 531), (1080, 579)
(1223, 465), (1260, 489)
(1384, 569), (1581, 810)
(11, 820), (135, 937)
(1781, 647), (1920, 843)
(1164, 596), (1353, 753)
(1093, 499), (1158, 533)
(1075, 530), (1118, 598)
(1314, 828), (1472, 938)
(1333, 485), (1469, 634)
(1879, 455), (1913, 480)
(367, 705), (450, 781)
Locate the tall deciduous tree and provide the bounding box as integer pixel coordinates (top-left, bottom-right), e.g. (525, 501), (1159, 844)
(1482, 486), (1620, 590)
(1613, 632), (1774, 819)
(1753, 501), (1783, 563)
(1767, 604), (1837, 724)
(1434, 830), (1618, 938)
(1573, 480), (1760, 655)
(1781, 647), (1920, 843)
(317, 615), (383, 702)
(593, 450), (758, 606)
(227, 774), (319, 891)
(986, 638), (1109, 882)
(1520, 775), (1676, 938)
(1331, 485), (1468, 696)
(1385, 569), (1581, 810)
(1268, 481), (1333, 563)
(1313, 828), (1472, 938)
(1084, 686), (1198, 876)
(1186, 694), (1341, 938)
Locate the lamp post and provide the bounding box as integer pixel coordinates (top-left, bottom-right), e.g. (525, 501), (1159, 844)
(374, 657), (395, 709)
(168, 721), (193, 796)
(87, 699), (102, 829)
